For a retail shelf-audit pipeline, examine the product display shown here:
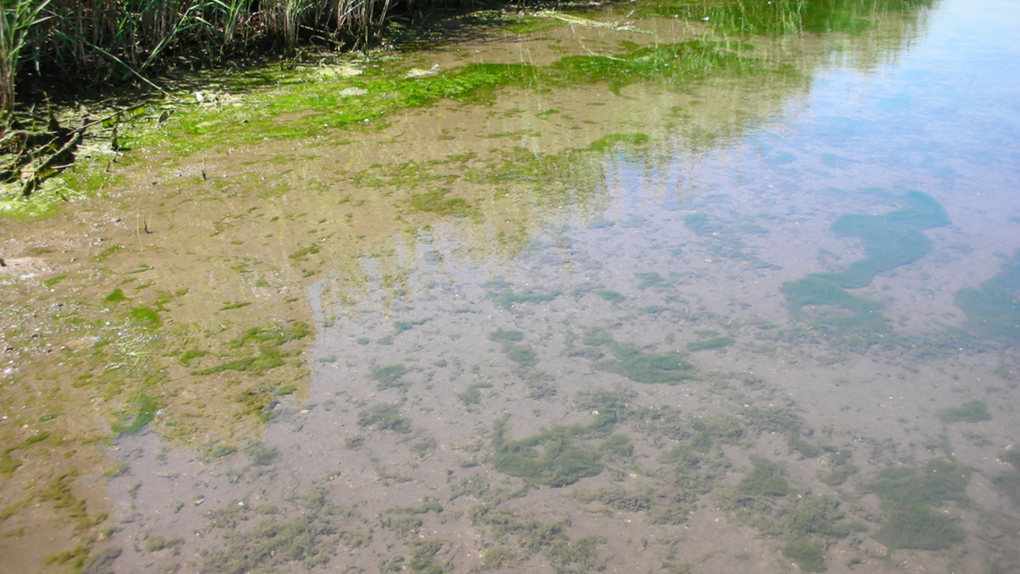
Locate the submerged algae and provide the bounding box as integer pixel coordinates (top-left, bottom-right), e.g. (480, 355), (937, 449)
(781, 191), (948, 342)
(954, 249), (1020, 342)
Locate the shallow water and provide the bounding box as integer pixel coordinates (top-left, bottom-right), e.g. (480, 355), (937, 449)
(3, 0), (1020, 572)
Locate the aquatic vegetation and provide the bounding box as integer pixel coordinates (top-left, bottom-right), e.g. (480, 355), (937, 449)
(871, 459), (970, 508)
(490, 395), (618, 486)
(686, 336), (734, 352)
(491, 288), (561, 308)
(781, 538), (827, 573)
(817, 449), (858, 487)
(481, 546), (521, 569)
(488, 329), (524, 342)
(594, 289), (626, 303)
(635, 272), (668, 290)
(199, 487), (362, 574)
(588, 133), (649, 152)
(503, 345), (538, 367)
(457, 381), (492, 406)
(734, 457), (791, 498)
(868, 459), (970, 550)
(781, 191), (949, 343)
(409, 190), (478, 218)
(372, 364), (410, 391)
(357, 403), (411, 433)
(598, 343), (696, 384)
(111, 394), (159, 434)
(874, 504), (964, 550)
(104, 288), (129, 303)
(491, 420), (603, 487)
(954, 249), (1020, 341)
(937, 400), (991, 423)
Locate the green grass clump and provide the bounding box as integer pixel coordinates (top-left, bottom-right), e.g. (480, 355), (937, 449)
(781, 191), (948, 343)
(781, 538), (826, 572)
(686, 336), (734, 352)
(954, 249), (1020, 341)
(937, 400), (991, 423)
(357, 403), (411, 433)
(598, 342), (695, 384)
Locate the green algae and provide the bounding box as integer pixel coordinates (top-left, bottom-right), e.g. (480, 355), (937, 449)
(954, 249), (1020, 342)
(734, 457), (790, 498)
(490, 394), (618, 487)
(488, 329), (524, 342)
(937, 400), (991, 423)
(598, 342), (696, 384)
(111, 394), (159, 434)
(503, 345), (538, 367)
(357, 403), (411, 433)
(491, 288), (560, 308)
(129, 306), (161, 328)
(594, 289), (626, 303)
(686, 336), (734, 352)
(456, 383), (491, 405)
(874, 504), (964, 550)
(781, 191), (949, 342)
(198, 487), (362, 574)
(372, 364), (410, 390)
(869, 459), (970, 550)
(104, 288), (129, 303)
(635, 272), (668, 290)
(872, 459), (970, 508)
(781, 538), (826, 572)
(409, 190), (478, 218)
(588, 133), (649, 152)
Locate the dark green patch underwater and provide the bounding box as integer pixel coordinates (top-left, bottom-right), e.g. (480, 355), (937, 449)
(781, 191), (948, 343)
(954, 249), (1020, 342)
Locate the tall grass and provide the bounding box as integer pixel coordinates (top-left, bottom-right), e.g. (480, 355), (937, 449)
(1, 0), (462, 123)
(1, 0), (51, 123)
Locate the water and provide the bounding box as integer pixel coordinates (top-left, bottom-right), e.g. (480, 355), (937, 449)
(2, 0), (1019, 572)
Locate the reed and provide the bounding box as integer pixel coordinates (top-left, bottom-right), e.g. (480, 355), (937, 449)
(1, 0), (51, 123)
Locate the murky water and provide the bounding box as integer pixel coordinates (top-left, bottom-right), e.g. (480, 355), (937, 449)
(3, 0), (1020, 572)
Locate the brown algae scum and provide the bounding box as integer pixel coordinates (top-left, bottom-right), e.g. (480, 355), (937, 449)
(4, 0), (1020, 573)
